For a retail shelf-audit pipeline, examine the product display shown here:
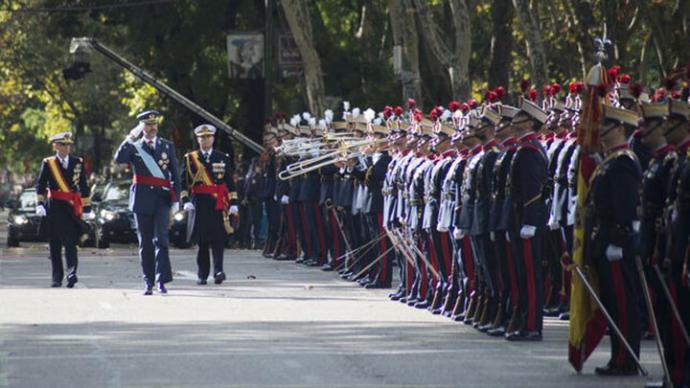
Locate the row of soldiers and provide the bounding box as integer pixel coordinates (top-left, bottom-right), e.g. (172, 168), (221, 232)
(259, 69), (689, 381)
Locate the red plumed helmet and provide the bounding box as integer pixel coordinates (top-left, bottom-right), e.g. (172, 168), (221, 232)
(551, 83), (561, 96)
(672, 90), (681, 99)
(383, 105), (393, 119)
(542, 85), (551, 96)
(494, 86), (505, 99)
(448, 100), (461, 112)
(413, 109), (424, 122)
(608, 66), (620, 82)
(406, 98), (416, 109)
(569, 81), (584, 95)
(467, 99), (478, 109)
(619, 74), (631, 84)
(460, 103), (470, 113)
(394, 106), (404, 117)
(519, 79), (531, 93)
(485, 90), (498, 103)
(528, 89), (537, 102)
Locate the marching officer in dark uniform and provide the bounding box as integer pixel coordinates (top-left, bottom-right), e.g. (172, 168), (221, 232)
(114, 110), (181, 295)
(35, 132), (91, 288)
(586, 105), (642, 376)
(181, 124), (238, 285)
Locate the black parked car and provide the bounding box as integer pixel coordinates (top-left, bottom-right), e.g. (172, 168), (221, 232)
(94, 180), (138, 248)
(6, 189), (42, 246)
(7, 188), (96, 247)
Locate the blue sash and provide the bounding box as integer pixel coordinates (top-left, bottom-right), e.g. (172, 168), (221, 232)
(132, 140), (166, 179)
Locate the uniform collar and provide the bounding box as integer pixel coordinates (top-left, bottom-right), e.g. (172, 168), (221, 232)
(442, 149), (457, 158)
(55, 154), (69, 165)
(556, 130), (568, 139)
(652, 143), (673, 159)
(499, 136), (517, 148)
(607, 143), (630, 154)
(518, 132), (539, 143)
(483, 139), (498, 149)
(470, 144), (482, 156)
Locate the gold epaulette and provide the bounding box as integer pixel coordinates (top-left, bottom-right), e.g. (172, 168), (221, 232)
(81, 197), (91, 207)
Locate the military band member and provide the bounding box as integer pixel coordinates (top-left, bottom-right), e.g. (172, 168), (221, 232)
(181, 124), (238, 285)
(114, 110), (181, 295)
(35, 132), (91, 288)
(586, 105), (642, 375)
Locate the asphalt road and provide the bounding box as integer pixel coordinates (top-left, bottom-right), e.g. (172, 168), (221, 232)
(0, 212), (663, 387)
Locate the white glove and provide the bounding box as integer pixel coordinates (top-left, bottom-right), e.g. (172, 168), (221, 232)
(310, 149), (320, 158)
(183, 202), (195, 211)
(281, 195), (290, 205)
(452, 228), (464, 240)
(490, 231), (496, 242)
(605, 245), (623, 262)
(36, 205), (47, 217)
(520, 225), (536, 239)
(127, 123), (144, 141)
(547, 218), (560, 231)
(505, 231), (511, 242)
(436, 225), (449, 233)
(170, 202), (179, 213)
(229, 205), (239, 215)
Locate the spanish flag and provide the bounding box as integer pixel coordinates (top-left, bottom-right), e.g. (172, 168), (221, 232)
(567, 62), (610, 372)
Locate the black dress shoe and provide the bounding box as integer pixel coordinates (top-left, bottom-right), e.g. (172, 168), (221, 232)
(66, 275), (78, 288)
(594, 363), (638, 376)
(321, 264), (334, 271)
(214, 272), (226, 285)
(487, 326), (506, 337)
(414, 300), (430, 309)
(505, 330), (542, 341)
(157, 283), (168, 294)
(143, 285), (153, 295)
(306, 260), (321, 267)
(389, 292), (403, 301)
(197, 278), (207, 285)
(558, 312), (570, 321)
(51, 281), (62, 288)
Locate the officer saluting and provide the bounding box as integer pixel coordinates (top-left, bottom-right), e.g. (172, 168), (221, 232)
(181, 124), (238, 285)
(35, 132), (91, 288)
(114, 110), (181, 295)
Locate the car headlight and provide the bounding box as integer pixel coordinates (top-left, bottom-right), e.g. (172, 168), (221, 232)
(173, 211), (185, 222)
(99, 209), (117, 221)
(12, 215), (29, 225)
(83, 211), (96, 221)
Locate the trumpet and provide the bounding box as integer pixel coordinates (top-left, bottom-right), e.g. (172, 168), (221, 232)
(278, 137), (388, 180)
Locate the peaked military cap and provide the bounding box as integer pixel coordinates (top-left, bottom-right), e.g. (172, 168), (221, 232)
(518, 99), (548, 124)
(194, 124), (217, 136)
(50, 131), (74, 144)
(639, 101), (669, 120)
(669, 99), (690, 121)
(602, 105), (640, 129)
(137, 110), (161, 124)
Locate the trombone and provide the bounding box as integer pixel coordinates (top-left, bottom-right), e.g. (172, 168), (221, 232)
(278, 137), (387, 180)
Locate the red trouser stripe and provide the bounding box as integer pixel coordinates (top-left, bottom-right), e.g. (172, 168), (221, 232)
(427, 235), (439, 285)
(523, 238), (537, 331)
(610, 261), (628, 365)
(506, 238), (519, 309)
(299, 204), (312, 258)
(377, 212), (389, 284)
(462, 236), (475, 293)
(439, 232), (452, 282)
(419, 240), (428, 297)
(313, 203), (327, 261)
(284, 204), (297, 255)
(329, 209), (341, 264)
(670, 284), (686, 384)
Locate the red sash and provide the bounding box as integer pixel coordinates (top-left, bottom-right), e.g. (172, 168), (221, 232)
(133, 175), (177, 201)
(48, 189), (83, 217)
(192, 184), (229, 210)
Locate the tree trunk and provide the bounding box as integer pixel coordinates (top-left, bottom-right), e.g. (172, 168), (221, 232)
(512, 0), (548, 87)
(488, 0), (513, 89)
(280, 0), (326, 114)
(448, 0), (472, 99)
(388, 0), (423, 108)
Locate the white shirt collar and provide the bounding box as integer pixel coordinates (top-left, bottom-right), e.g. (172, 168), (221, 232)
(56, 154), (69, 165)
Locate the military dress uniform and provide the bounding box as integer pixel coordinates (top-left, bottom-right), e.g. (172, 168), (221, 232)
(181, 125), (238, 285)
(586, 106), (642, 375)
(505, 100), (549, 341)
(113, 110), (181, 294)
(35, 132), (91, 288)
(364, 145), (394, 288)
